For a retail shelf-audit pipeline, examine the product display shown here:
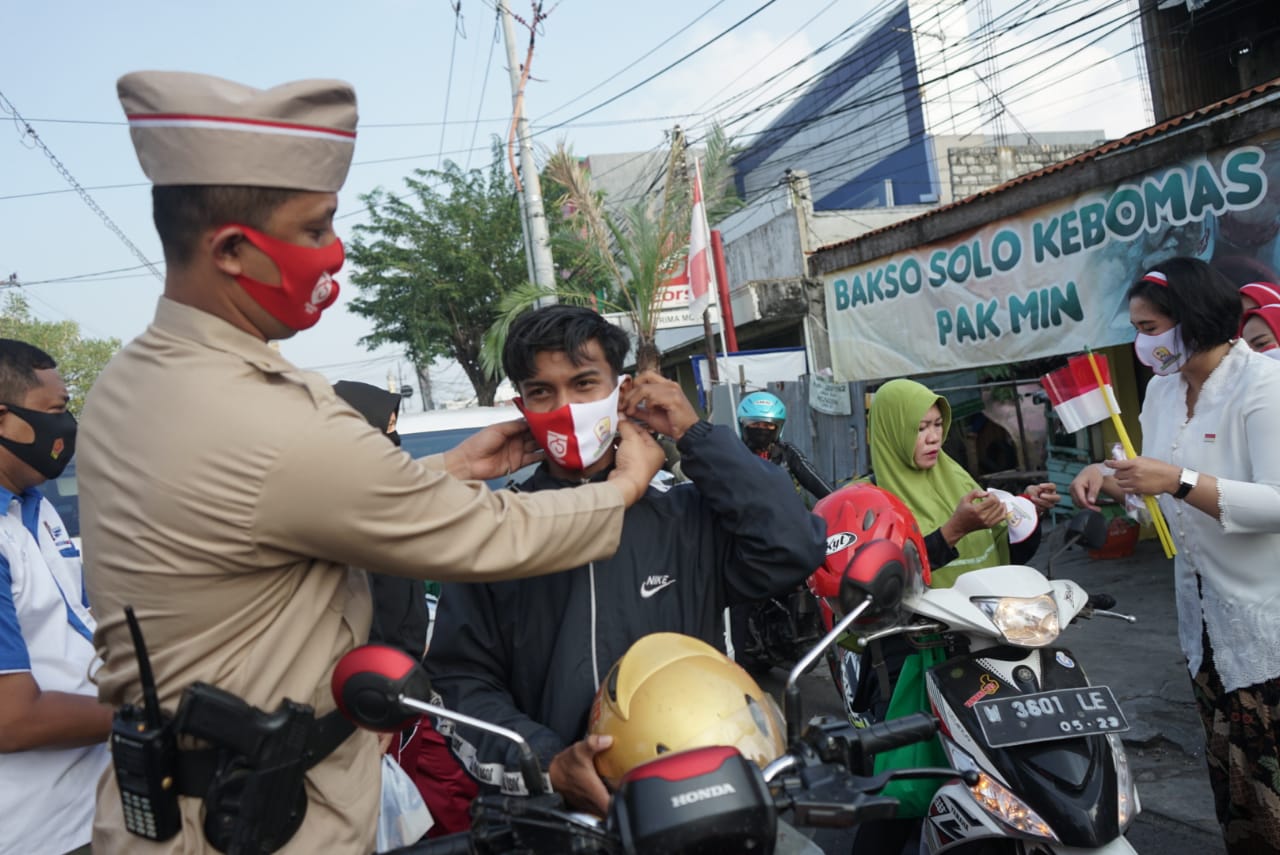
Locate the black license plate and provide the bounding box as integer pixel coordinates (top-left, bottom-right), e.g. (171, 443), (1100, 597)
(974, 686), (1128, 748)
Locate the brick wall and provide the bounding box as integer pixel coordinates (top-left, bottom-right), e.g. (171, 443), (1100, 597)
(947, 144), (1096, 201)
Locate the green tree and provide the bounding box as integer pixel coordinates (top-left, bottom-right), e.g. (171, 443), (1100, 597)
(482, 124), (741, 376)
(346, 151), (527, 406)
(0, 292), (119, 416)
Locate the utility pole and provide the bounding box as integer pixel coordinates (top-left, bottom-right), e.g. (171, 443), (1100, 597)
(660, 125), (688, 216)
(499, 2), (557, 306)
(417, 363), (436, 412)
(665, 127), (718, 385)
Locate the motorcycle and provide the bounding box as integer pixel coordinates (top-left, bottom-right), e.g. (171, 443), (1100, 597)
(841, 511), (1143, 854)
(330, 538), (972, 854)
(732, 585), (827, 675)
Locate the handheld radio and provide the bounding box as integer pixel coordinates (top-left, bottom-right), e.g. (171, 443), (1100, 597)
(110, 605), (182, 841)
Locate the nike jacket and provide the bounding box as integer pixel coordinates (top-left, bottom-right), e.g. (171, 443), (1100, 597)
(423, 420), (827, 794)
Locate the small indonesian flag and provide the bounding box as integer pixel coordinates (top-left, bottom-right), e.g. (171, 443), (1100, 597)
(1040, 354), (1120, 434)
(688, 159), (716, 318)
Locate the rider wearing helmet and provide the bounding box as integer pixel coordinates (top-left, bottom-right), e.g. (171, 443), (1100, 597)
(736, 391), (833, 503)
(730, 391), (834, 674)
(588, 633), (785, 787)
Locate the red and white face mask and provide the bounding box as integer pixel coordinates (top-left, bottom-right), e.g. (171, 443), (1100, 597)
(515, 380), (622, 472)
(231, 225), (344, 331)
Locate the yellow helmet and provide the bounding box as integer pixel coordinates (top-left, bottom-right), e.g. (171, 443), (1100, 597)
(588, 632), (786, 788)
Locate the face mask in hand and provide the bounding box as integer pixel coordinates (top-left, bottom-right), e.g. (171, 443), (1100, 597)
(1133, 324), (1188, 376)
(516, 381), (622, 471)
(0, 404), (76, 480)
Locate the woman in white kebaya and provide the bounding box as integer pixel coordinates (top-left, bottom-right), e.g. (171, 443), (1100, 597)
(1072, 257), (1280, 855)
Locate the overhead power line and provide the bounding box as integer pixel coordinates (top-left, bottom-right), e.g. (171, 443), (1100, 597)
(466, 6), (503, 170)
(0, 181), (150, 202)
(688, 0), (843, 117)
(7, 0), (1148, 259)
(439, 2), (465, 168)
(535, 0), (786, 137)
(725, 0), (1145, 210)
(667, 0), (1126, 176)
(536, 0), (733, 121)
(579, 0), (1134, 226)
(15, 262), (164, 286)
(0, 88), (163, 281)
(599, 0), (1044, 206)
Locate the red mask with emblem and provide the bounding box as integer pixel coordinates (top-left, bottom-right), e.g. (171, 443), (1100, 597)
(231, 225), (343, 331)
(515, 381), (622, 472)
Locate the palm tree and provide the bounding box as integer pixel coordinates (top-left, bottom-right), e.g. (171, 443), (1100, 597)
(481, 124), (740, 376)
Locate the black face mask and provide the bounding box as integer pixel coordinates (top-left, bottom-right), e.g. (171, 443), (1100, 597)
(0, 403), (77, 480)
(388, 430), (402, 448)
(742, 425), (778, 453)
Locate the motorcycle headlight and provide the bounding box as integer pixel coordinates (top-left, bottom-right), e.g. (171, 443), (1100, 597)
(971, 771), (1060, 841)
(944, 744), (1058, 841)
(973, 595), (1060, 646)
(1107, 732), (1140, 829)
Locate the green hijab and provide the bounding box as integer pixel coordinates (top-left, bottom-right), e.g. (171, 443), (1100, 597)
(869, 379), (1008, 588)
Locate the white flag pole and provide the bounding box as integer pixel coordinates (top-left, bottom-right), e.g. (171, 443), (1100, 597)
(695, 157), (737, 420)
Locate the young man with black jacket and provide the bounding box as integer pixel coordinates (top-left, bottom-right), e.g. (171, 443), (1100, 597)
(424, 305), (827, 816)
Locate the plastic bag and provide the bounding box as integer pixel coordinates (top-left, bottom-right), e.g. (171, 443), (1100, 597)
(1101, 443), (1151, 524)
(376, 753), (434, 852)
(871, 645), (949, 818)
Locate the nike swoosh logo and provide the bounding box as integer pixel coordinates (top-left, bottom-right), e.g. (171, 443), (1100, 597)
(640, 579), (676, 598)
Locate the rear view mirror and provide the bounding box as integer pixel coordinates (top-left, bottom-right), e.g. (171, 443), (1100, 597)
(331, 644), (432, 733)
(1067, 510), (1108, 551)
(840, 539), (908, 616)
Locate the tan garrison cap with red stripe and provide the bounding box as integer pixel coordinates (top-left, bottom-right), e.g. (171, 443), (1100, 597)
(117, 71), (358, 192)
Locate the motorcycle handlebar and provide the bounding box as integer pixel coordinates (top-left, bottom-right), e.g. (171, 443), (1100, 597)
(386, 714), (950, 853)
(854, 712), (939, 758)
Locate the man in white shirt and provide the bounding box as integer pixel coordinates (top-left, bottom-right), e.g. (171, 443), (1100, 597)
(0, 339), (110, 855)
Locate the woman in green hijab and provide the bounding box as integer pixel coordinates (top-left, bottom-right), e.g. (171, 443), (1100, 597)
(850, 378), (1062, 851)
(870, 378), (1060, 587)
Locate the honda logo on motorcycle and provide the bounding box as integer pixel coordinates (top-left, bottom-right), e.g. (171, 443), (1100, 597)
(670, 783), (736, 808)
(825, 531), (858, 555)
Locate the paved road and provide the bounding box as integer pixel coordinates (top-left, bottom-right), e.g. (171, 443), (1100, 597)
(757, 535), (1225, 854)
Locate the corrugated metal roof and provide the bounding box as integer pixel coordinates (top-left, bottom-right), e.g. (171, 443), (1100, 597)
(812, 75), (1280, 256)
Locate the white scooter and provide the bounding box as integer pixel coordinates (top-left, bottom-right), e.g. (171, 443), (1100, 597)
(853, 511), (1141, 854)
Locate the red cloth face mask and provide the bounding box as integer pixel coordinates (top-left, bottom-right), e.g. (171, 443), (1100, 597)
(515, 381), (622, 471)
(231, 225), (344, 331)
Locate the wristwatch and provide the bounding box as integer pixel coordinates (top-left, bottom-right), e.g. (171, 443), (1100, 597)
(1173, 468), (1199, 500)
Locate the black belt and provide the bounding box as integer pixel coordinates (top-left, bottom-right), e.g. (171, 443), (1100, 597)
(176, 709), (355, 797)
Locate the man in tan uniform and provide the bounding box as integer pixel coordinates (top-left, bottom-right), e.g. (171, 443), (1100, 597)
(80, 71), (663, 854)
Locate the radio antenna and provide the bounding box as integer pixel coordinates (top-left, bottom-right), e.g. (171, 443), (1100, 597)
(123, 606), (164, 729)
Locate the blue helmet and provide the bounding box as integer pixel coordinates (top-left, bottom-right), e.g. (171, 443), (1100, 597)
(736, 392), (786, 439)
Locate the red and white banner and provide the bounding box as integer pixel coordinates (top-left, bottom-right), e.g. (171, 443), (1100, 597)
(1040, 354), (1119, 434)
(688, 159), (716, 318)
